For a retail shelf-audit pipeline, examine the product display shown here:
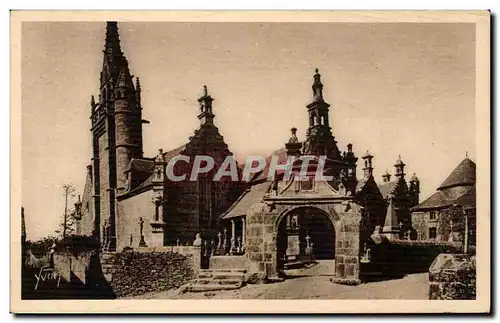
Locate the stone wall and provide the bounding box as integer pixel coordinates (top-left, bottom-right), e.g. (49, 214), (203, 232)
(116, 190), (155, 251)
(363, 240), (463, 280)
(412, 211), (439, 240)
(210, 255), (246, 271)
(429, 253), (476, 300)
(106, 250), (197, 298)
(53, 250), (94, 284)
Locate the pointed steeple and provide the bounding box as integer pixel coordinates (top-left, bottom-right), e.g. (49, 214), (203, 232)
(382, 197), (400, 240)
(198, 85), (215, 125)
(104, 22), (123, 63)
(101, 21), (125, 86)
(312, 68), (324, 102)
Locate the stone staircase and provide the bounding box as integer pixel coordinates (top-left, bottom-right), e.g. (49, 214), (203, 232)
(100, 251), (115, 282)
(179, 269), (246, 293)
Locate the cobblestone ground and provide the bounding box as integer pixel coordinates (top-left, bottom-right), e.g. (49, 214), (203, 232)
(134, 273), (429, 300)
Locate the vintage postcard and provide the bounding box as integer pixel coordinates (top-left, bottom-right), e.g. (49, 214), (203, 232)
(11, 11), (490, 314)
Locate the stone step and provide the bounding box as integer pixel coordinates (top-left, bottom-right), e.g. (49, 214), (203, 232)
(212, 272), (245, 280)
(197, 272), (214, 279)
(199, 268), (245, 273)
(186, 283), (243, 293)
(195, 278), (243, 285)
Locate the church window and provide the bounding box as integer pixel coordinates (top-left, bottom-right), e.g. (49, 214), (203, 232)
(429, 227), (437, 240)
(154, 201), (160, 222)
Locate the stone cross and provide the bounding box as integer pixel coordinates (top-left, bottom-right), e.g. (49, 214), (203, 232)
(176, 238), (180, 246)
(139, 217), (144, 236)
(138, 217), (147, 247)
(305, 235), (311, 249)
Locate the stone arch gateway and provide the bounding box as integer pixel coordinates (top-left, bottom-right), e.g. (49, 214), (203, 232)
(275, 206), (337, 276)
(244, 200), (362, 283)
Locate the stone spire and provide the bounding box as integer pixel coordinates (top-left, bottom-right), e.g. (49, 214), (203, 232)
(361, 150), (374, 178)
(198, 85), (215, 125)
(394, 155), (406, 179)
(312, 68), (324, 103)
(382, 197), (400, 240)
(103, 21), (123, 76)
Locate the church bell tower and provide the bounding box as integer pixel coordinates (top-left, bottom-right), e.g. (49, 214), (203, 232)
(89, 22), (146, 250)
(302, 69), (341, 160)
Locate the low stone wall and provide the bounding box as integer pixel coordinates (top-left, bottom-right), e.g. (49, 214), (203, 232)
(210, 255), (246, 271)
(429, 253), (476, 300)
(362, 240), (463, 280)
(134, 245), (202, 275)
(53, 250), (94, 284)
(107, 250), (197, 298)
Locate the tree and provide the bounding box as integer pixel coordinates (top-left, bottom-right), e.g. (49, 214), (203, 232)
(55, 184), (78, 239)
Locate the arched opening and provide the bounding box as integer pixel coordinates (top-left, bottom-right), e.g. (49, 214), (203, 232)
(276, 207), (336, 277)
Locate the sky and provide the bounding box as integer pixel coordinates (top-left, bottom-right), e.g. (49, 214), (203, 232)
(21, 22), (476, 240)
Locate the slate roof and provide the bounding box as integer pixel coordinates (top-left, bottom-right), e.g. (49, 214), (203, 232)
(126, 158), (155, 173)
(249, 148), (288, 183)
(411, 185), (475, 211)
(126, 145), (187, 195)
(438, 158), (476, 190)
(221, 182), (270, 219)
(412, 158), (476, 211)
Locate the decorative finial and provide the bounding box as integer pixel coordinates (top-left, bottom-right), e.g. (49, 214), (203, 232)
(315, 68), (319, 74)
(288, 127), (299, 144)
(466, 150), (468, 158)
(203, 85), (208, 96)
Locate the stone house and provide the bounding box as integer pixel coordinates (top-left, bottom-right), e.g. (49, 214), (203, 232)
(411, 157), (476, 243)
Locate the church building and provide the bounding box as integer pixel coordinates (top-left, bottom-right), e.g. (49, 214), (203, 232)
(76, 22), (244, 251)
(75, 22), (424, 282)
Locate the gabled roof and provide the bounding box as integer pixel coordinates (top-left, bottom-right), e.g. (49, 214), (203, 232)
(221, 182), (270, 220)
(438, 158), (476, 190)
(249, 148), (288, 183)
(123, 145), (187, 197)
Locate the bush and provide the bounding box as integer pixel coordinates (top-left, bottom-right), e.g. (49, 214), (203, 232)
(25, 237), (56, 258)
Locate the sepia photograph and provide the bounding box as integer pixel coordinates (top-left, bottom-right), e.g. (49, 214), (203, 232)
(11, 10), (490, 313)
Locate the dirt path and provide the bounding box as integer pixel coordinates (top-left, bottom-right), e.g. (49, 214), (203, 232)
(133, 273), (429, 300)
